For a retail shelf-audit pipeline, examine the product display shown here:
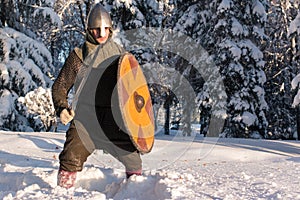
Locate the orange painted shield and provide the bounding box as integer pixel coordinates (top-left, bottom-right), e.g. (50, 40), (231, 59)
(117, 53), (155, 153)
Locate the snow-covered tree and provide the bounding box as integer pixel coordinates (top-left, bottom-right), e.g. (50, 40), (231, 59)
(171, 0), (269, 138)
(2, 0), (88, 71)
(173, 1), (227, 137)
(51, 0), (89, 70)
(290, 9), (300, 139)
(204, 0), (269, 138)
(0, 27), (55, 131)
(1, 0), (61, 41)
(265, 0), (299, 139)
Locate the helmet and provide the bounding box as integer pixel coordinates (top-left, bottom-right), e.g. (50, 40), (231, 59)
(87, 3), (112, 37)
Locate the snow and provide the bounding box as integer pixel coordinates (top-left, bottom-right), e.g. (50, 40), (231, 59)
(241, 111), (257, 126)
(217, 0), (232, 13)
(219, 39), (264, 64)
(177, 5), (199, 28)
(231, 18), (244, 36)
(292, 73), (300, 107)
(253, 26), (267, 40)
(252, 0), (267, 22)
(18, 87), (56, 131)
(288, 12), (300, 36)
(33, 7), (62, 28)
(23, 59), (46, 88)
(115, 0), (133, 8)
(0, 30), (15, 62)
(0, 63), (9, 86)
(0, 128), (299, 199)
(240, 39), (263, 61)
(220, 40), (241, 61)
(0, 90), (13, 123)
(6, 60), (35, 95)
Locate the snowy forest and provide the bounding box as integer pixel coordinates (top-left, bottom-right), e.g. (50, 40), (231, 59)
(0, 0), (300, 140)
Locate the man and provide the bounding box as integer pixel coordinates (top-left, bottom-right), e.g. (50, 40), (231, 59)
(52, 3), (142, 189)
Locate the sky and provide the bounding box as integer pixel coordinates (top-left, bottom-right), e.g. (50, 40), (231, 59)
(0, 127), (299, 200)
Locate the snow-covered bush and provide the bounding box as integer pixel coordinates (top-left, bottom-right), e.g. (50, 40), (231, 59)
(17, 87), (56, 132)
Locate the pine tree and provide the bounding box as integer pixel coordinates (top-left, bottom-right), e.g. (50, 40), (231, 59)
(290, 9), (300, 139)
(173, 0), (228, 137)
(205, 0), (269, 138)
(265, 0), (299, 139)
(0, 27), (55, 131)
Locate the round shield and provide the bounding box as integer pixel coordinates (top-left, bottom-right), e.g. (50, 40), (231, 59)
(117, 53), (155, 153)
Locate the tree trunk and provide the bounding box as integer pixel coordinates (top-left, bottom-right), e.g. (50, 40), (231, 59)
(207, 117), (222, 137)
(0, 0), (6, 26)
(199, 106), (211, 137)
(182, 99), (192, 136)
(153, 104), (159, 132)
(164, 103), (170, 135)
(297, 106), (300, 140)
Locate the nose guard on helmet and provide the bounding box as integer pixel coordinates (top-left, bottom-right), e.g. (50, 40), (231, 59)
(87, 4), (112, 37)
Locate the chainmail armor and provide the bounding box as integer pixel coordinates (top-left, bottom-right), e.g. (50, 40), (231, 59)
(52, 50), (82, 116)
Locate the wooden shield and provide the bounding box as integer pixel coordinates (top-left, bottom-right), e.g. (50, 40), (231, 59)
(117, 53), (155, 153)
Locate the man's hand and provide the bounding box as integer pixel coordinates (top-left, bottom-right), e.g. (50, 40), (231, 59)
(60, 109), (75, 125)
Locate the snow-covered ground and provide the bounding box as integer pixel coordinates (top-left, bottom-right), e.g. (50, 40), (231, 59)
(0, 128), (299, 200)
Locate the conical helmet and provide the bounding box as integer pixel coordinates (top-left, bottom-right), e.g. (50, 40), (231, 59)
(87, 3), (112, 37)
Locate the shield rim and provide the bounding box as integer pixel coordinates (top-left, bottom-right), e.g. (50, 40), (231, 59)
(116, 52), (155, 153)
